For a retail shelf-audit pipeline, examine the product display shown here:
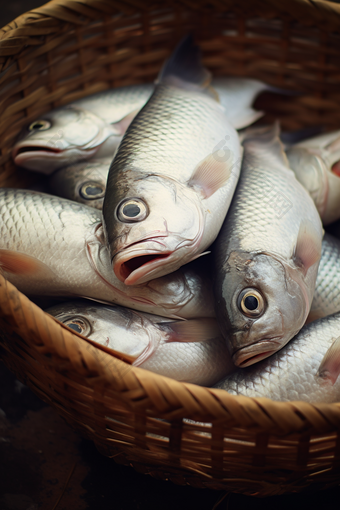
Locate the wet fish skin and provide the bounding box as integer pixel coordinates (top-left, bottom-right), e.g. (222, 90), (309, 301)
(46, 300), (234, 386)
(103, 37), (242, 286)
(212, 125), (323, 368)
(214, 312), (340, 403)
(286, 130), (340, 225)
(48, 157), (111, 210)
(12, 77), (272, 174)
(12, 107), (119, 174)
(308, 233), (340, 322)
(0, 189), (215, 319)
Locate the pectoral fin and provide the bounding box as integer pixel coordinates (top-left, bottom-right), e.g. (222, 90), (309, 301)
(293, 220), (322, 276)
(231, 108), (264, 130)
(110, 109), (140, 136)
(316, 336), (340, 385)
(188, 152), (233, 198)
(0, 249), (55, 279)
(162, 318), (221, 343)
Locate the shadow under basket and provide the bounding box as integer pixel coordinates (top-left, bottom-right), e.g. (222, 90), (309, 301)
(1, 0), (340, 496)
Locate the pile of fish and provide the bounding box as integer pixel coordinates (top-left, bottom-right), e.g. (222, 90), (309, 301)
(5, 36), (340, 402)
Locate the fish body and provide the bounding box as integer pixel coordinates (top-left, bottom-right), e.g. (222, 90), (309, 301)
(103, 37), (242, 286)
(12, 77), (269, 173)
(308, 233), (340, 322)
(214, 312), (340, 403)
(12, 107), (120, 174)
(48, 157), (111, 209)
(46, 300), (234, 386)
(0, 189), (215, 319)
(286, 130), (340, 225)
(212, 125), (323, 368)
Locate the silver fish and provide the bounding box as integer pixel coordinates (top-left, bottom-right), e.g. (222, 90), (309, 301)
(12, 75), (275, 174)
(0, 189), (215, 319)
(103, 36), (242, 286)
(214, 312), (340, 403)
(46, 300), (234, 386)
(308, 233), (340, 323)
(286, 130), (340, 225)
(48, 157), (111, 210)
(212, 124), (323, 368)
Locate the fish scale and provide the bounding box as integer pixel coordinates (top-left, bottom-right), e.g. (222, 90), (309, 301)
(213, 126), (323, 367)
(47, 300), (234, 386)
(309, 233), (340, 320)
(216, 152), (319, 259)
(103, 42), (241, 286)
(109, 85), (230, 179)
(215, 312), (340, 403)
(0, 189), (215, 319)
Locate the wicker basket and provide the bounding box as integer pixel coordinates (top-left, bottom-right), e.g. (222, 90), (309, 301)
(1, 0), (340, 497)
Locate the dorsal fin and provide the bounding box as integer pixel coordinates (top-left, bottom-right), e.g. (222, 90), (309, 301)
(156, 35), (212, 95)
(242, 122), (290, 169)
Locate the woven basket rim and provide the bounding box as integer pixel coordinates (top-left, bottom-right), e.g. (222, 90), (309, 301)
(2, 0), (340, 65)
(2, 271), (340, 435)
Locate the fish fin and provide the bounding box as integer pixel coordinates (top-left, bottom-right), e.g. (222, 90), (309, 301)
(231, 108), (264, 130)
(243, 122), (290, 168)
(0, 249), (55, 278)
(306, 309), (325, 324)
(266, 85), (301, 96)
(156, 35), (212, 94)
(316, 336), (340, 385)
(293, 220), (322, 276)
(110, 109), (140, 136)
(280, 126), (325, 148)
(188, 152), (233, 198)
(161, 318), (221, 343)
(326, 134), (340, 153)
(331, 160), (340, 177)
(188, 251), (211, 262)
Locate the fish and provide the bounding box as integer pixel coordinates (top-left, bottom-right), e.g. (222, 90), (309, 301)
(11, 75), (276, 174)
(307, 233), (340, 323)
(103, 36), (242, 286)
(0, 188), (216, 319)
(286, 130), (340, 225)
(212, 124), (323, 368)
(46, 300), (234, 386)
(48, 157), (111, 210)
(214, 311), (340, 403)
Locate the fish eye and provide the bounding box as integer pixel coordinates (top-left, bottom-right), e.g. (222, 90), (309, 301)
(28, 120), (51, 131)
(79, 181), (105, 200)
(117, 198), (148, 223)
(238, 288), (265, 318)
(63, 317), (91, 336)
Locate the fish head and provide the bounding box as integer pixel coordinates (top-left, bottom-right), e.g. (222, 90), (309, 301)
(103, 171), (205, 285)
(216, 251), (310, 367)
(47, 301), (155, 360)
(12, 107), (116, 173)
(49, 158), (110, 209)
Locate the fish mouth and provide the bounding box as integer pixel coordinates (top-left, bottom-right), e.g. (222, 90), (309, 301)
(232, 338), (282, 367)
(113, 239), (173, 286)
(12, 144), (64, 165)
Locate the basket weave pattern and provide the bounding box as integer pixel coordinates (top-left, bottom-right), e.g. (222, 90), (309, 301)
(1, 0), (340, 495)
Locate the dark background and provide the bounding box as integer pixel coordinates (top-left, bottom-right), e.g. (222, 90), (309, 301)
(1, 1), (340, 509)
